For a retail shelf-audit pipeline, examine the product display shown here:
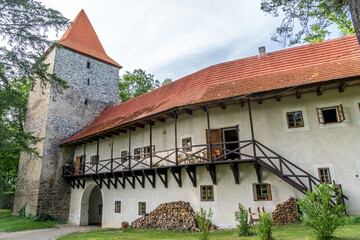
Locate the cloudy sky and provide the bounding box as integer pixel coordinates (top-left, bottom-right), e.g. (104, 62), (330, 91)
(39, 0), (331, 82)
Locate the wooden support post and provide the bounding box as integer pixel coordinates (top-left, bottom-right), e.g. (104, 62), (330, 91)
(174, 112), (178, 166)
(248, 97), (260, 182)
(82, 143), (86, 176)
(128, 127), (131, 170)
(149, 120), (153, 169)
(206, 105), (213, 164)
(111, 134), (114, 173)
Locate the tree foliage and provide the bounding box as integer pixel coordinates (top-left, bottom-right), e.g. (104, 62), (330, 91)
(297, 183), (346, 240)
(0, 0), (69, 191)
(119, 69), (172, 102)
(261, 0), (357, 45)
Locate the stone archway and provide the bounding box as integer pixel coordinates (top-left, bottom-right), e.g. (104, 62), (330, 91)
(80, 184), (103, 226)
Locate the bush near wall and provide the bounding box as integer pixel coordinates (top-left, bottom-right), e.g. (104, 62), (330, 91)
(0, 192), (14, 210)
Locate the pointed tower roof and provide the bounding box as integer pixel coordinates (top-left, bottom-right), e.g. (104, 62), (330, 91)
(58, 10), (121, 68)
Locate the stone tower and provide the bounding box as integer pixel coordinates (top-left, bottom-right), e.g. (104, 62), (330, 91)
(13, 10), (121, 220)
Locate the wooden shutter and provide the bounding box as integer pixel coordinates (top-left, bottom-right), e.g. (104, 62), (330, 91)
(266, 184), (272, 200)
(205, 129), (223, 161)
(316, 108), (325, 124)
(337, 104), (345, 122)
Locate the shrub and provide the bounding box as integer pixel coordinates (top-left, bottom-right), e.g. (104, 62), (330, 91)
(33, 213), (53, 222)
(343, 215), (360, 225)
(234, 203), (250, 236)
(196, 208), (213, 240)
(18, 204), (26, 218)
(297, 183), (346, 240)
(257, 212), (273, 240)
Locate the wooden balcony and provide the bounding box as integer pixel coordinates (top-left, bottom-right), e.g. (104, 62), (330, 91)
(62, 139), (322, 194)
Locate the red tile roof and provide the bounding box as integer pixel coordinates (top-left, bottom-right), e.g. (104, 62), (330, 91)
(61, 35), (360, 145)
(58, 10), (121, 68)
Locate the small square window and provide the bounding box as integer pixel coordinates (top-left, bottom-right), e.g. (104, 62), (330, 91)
(138, 202), (146, 215)
(317, 105), (345, 124)
(253, 183), (272, 201)
(134, 148), (141, 160)
(143, 145), (155, 158)
(115, 201), (121, 213)
(90, 155), (99, 165)
(286, 111), (304, 128)
(200, 185), (214, 201)
(121, 151), (127, 163)
(182, 137), (192, 152)
(87, 62), (90, 68)
(318, 168), (332, 183)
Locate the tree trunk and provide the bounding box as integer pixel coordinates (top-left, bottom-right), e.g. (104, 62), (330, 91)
(349, 0), (360, 46)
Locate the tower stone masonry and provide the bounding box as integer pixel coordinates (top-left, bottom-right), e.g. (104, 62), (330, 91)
(13, 10), (121, 220)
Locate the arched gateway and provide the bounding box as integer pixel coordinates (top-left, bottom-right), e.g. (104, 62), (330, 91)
(80, 184), (103, 226)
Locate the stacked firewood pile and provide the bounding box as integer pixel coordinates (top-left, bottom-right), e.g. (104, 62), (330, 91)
(271, 197), (298, 225)
(132, 201), (215, 231)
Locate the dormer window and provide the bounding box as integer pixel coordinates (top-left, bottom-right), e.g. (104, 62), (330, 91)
(87, 62), (90, 68)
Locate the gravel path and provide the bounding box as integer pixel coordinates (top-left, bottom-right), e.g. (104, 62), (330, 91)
(0, 224), (100, 240)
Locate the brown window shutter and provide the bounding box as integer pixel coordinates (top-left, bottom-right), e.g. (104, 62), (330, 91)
(338, 104), (345, 122)
(316, 108), (324, 124)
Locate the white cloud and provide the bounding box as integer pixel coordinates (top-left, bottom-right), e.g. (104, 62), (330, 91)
(40, 0), (286, 81)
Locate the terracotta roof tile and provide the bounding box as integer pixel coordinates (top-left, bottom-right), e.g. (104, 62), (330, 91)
(61, 35), (360, 145)
(58, 10), (121, 68)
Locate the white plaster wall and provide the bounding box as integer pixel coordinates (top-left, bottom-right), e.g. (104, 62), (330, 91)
(69, 163), (298, 228)
(71, 85), (360, 226)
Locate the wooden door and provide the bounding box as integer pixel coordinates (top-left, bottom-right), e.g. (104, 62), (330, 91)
(75, 156), (82, 175)
(206, 129), (224, 161)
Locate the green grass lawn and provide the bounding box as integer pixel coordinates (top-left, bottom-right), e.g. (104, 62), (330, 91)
(0, 209), (65, 232)
(58, 222), (360, 240)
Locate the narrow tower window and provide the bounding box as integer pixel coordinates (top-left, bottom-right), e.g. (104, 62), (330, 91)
(87, 61), (90, 68)
(84, 99), (88, 105)
(87, 79), (90, 85)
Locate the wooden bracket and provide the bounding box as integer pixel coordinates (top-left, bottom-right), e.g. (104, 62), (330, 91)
(296, 89), (302, 99)
(156, 169), (168, 188)
(339, 82), (348, 92)
(184, 109), (193, 115)
(317, 86), (324, 96)
(170, 167), (182, 187)
(107, 178), (117, 189)
(254, 162), (261, 183)
(134, 174), (145, 188)
(206, 164), (217, 185)
(125, 175), (135, 189)
(144, 171), (156, 188)
(93, 177), (102, 189)
(230, 162), (239, 184)
(185, 165), (197, 187)
(101, 178), (110, 189)
(65, 178), (75, 189)
(115, 177), (125, 189)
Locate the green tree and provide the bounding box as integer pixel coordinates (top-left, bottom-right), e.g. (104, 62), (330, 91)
(261, 0), (360, 46)
(119, 69), (161, 102)
(162, 78), (172, 86)
(0, 0), (69, 191)
(297, 183), (346, 240)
